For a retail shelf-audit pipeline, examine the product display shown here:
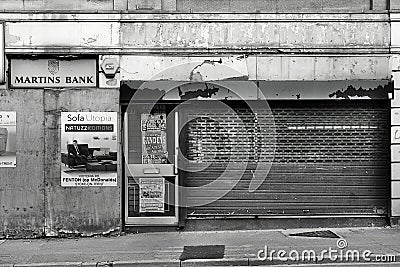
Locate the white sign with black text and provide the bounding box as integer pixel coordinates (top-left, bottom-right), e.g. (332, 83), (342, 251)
(10, 58), (97, 88)
(61, 112), (118, 187)
(0, 111), (16, 167)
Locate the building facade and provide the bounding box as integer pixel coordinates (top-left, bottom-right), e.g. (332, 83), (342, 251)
(0, 0), (400, 238)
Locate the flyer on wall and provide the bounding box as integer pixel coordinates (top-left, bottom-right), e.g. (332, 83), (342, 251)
(0, 111), (16, 167)
(61, 112), (118, 186)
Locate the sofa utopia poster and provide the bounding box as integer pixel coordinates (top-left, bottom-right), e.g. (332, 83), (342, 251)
(61, 112), (117, 186)
(0, 111), (16, 167)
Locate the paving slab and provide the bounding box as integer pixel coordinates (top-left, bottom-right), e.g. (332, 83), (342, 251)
(0, 227), (399, 266)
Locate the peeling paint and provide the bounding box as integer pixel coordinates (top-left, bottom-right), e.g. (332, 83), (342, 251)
(189, 59), (223, 81)
(258, 80), (392, 100)
(5, 25), (22, 45)
(121, 21), (390, 49)
(329, 81), (393, 99)
(178, 84), (219, 100)
(106, 78), (118, 86)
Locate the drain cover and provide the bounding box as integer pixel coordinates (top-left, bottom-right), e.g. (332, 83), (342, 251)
(289, 230), (340, 238)
(180, 245), (225, 261)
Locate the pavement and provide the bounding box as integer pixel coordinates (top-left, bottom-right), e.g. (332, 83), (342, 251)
(1, 227), (400, 266)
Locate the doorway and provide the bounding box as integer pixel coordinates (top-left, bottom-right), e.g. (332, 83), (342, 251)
(123, 103), (179, 225)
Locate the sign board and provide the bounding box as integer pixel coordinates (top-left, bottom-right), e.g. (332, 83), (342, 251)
(61, 112), (117, 187)
(10, 58), (97, 88)
(0, 111), (16, 167)
(139, 178), (165, 213)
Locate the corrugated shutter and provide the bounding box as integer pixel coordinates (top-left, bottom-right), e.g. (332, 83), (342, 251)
(185, 100), (390, 217)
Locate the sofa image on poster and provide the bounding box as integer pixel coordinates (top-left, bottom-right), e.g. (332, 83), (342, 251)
(0, 112), (17, 167)
(60, 112), (118, 186)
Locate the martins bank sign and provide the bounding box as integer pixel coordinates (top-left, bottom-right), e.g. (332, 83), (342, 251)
(10, 58), (97, 88)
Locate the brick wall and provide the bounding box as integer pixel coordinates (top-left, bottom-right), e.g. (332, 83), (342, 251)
(186, 101), (390, 164)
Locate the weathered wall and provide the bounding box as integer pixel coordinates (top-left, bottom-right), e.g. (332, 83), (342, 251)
(120, 15), (389, 53)
(0, 0), (389, 11)
(5, 22), (120, 52)
(119, 55), (391, 81)
(43, 89), (120, 236)
(0, 0), (114, 10)
(2, 13), (390, 55)
(0, 11), (395, 235)
(177, 0), (374, 12)
(0, 89), (45, 238)
(0, 88), (121, 238)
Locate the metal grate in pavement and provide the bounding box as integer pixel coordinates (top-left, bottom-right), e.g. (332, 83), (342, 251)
(180, 245), (225, 261)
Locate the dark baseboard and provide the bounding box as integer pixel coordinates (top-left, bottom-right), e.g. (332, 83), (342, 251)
(123, 217), (389, 233)
(184, 217), (389, 231)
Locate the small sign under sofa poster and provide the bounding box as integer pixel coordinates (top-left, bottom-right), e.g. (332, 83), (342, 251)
(0, 111), (16, 167)
(60, 112), (118, 186)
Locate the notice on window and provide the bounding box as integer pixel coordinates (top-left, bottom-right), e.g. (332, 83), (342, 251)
(141, 114), (166, 131)
(141, 114), (168, 164)
(142, 131), (167, 163)
(139, 178), (165, 213)
(0, 111), (16, 167)
(61, 112), (118, 187)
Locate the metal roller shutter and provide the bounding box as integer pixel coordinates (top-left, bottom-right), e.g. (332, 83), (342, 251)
(184, 100), (390, 217)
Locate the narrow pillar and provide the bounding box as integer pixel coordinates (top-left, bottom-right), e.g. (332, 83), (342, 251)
(391, 55), (400, 225)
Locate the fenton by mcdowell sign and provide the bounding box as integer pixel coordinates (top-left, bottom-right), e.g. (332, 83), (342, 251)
(10, 58), (97, 88)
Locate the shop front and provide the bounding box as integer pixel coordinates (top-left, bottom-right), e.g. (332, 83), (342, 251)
(0, 11), (397, 238)
(120, 78), (392, 230)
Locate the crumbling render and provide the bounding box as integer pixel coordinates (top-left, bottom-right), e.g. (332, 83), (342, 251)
(329, 81), (393, 99)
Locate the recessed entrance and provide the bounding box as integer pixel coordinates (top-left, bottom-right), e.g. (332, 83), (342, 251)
(123, 103), (179, 226)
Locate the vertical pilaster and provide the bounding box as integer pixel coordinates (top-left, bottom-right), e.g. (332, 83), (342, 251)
(391, 55), (400, 224)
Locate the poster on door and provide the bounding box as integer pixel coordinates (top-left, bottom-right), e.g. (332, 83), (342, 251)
(61, 112), (118, 186)
(0, 111), (16, 167)
(141, 113), (168, 164)
(141, 114), (166, 131)
(142, 131), (167, 164)
(139, 177), (165, 213)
